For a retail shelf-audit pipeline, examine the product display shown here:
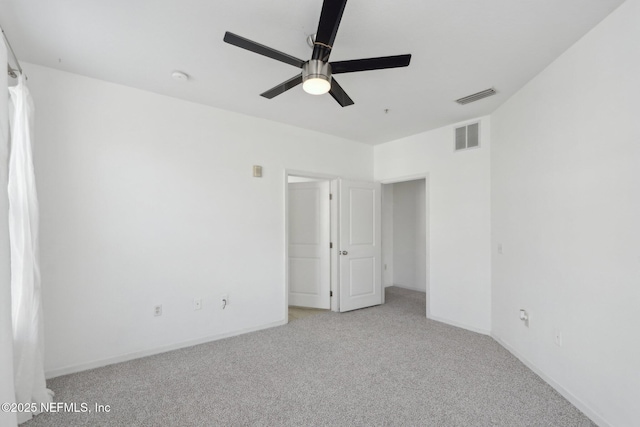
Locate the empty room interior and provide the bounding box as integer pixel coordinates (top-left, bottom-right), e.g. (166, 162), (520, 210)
(0, 0), (638, 426)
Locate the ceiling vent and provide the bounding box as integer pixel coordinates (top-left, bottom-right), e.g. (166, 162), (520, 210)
(455, 88), (496, 105)
(455, 122), (480, 151)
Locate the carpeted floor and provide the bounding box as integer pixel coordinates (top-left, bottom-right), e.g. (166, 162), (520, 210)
(25, 287), (595, 426)
(288, 306), (328, 321)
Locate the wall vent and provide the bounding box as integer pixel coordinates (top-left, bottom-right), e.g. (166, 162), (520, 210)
(455, 88), (496, 105)
(455, 122), (480, 151)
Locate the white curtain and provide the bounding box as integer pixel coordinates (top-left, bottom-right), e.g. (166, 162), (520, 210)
(0, 39), (19, 427)
(8, 75), (53, 424)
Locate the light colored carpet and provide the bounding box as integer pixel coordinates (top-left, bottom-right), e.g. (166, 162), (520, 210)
(288, 306), (328, 321)
(25, 287), (595, 426)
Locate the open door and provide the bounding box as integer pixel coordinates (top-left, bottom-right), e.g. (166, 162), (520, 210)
(339, 179), (382, 312)
(288, 181), (331, 309)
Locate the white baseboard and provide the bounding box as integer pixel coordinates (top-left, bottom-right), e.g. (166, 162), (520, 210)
(45, 319), (287, 379)
(491, 333), (610, 427)
(428, 314), (491, 335)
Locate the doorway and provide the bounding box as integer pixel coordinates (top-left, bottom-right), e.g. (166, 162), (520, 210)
(285, 173), (384, 322)
(381, 177), (428, 316)
(286, 174), (335, 321)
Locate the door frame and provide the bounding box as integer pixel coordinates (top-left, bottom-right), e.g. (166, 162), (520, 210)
(284, 170), (340, 323)
(379, 173), (431, 319)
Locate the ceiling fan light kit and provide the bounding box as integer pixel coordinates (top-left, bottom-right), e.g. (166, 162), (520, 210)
(223, 0), (411, 107)
(302, 60), (332, 95)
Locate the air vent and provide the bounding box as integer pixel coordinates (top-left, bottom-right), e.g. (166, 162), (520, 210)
(455, 122), (480, 151)
(455, 88), (496, 105)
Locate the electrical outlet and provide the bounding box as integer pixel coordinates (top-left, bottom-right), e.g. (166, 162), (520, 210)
(554, 329), (563, 347)
(154, 304), (162, 317)
(221, 294), (229, 309)
(194, 298), (202, 311)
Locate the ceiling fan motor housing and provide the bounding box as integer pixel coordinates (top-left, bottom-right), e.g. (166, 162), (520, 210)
(302, 59), (332, 94)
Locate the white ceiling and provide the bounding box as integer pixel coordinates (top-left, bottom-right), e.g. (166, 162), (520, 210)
(0, 0), (624, 144)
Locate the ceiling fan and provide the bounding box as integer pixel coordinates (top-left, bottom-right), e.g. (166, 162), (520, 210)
(223, 0), (412, 107)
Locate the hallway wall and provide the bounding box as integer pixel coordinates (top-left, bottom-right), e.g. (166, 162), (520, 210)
(392, 180), (426, 292)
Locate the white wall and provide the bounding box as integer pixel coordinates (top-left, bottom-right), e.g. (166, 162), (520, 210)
(0, 44), (18, 427)
(381, 184), (394, 287)
(490, 1), (640, 425)
(375, 117), (492, 333)
(25, 63), (373, 377)
(391, 179), (426, 292)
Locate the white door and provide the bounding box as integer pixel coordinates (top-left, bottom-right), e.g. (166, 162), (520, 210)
(339, 179), (382, 312)
(288, 181), (331, 309)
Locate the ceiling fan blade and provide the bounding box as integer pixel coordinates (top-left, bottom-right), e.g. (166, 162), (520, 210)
(224, 32), (305, 69)
(312, 0), (348, 61)
(331, 54), (412, 74)
(260, 74), (303, 99)
(329, 78), (354, 107)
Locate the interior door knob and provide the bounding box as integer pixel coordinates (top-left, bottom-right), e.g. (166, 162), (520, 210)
(341, 250), (348, 255)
